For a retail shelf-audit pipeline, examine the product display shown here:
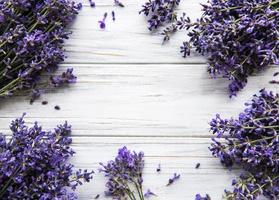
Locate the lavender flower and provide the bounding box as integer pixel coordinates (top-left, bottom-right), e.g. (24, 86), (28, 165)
(166, 173), (180, 186)
(209, 89), (279, 199)
(114, 0), (124, 8)
(156, 163), (161, 172)
(0, 114), (93, 199)
(112, 11), (116, 21)
(99, 13), (108, 29)
(140, 0), (180, 30)
(144, 189), (156, 198)
(195, 194), (211, 200)
(0, 0), (81, 98)
(89, 0), (96, 8)
(195, 163), (200, 169)
(163, 0), (279, 96)
(100, 146), (145, 200)
(50, 68), (77, 87)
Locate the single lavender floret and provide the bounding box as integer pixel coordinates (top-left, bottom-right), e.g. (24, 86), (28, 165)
(195, 163), (200, 169)
(114, 0), (124, 7)
(100, 146), (146, 200)
(140, 0), (180, 30)
(112, 11), (116, 21)
(166, 173), (180, 186)
(144, 189), (156, 198)
(99, 13), (108, 29)
(89, 0), (96, 7)
(0, 114), (93, 199)
(156, 163), (161, 172)
(209, 89), (279, 199)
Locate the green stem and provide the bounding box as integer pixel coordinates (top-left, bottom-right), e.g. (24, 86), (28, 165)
(0, 77), (20, 94)
(251, 174), (279, 195)
(0, 166), (21, 198)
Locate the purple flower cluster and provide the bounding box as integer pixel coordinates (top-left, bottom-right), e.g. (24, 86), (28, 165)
(140, 0), (180, 30)
(0, 0), (81, 98)
(163, 0), (279, 96)
(209, 89), (278, 199)
(100, 146), (145, 200)
(0, 114), (93, 199)
(195, 194), (211, 200)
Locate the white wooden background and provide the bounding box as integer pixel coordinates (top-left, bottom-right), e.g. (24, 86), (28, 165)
(0, 0), (278, 199)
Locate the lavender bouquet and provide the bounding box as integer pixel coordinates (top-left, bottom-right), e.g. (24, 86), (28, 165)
(162, 0), (279, 96)
(100, 146), (146, 200)
(140, 0), (180, 30)
(209, 89), (278, 199)
(0, 114), (93, 199)
(0, 0), (81, 98)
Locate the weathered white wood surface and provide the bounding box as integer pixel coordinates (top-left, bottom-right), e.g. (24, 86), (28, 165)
(0, 0), (278, 199)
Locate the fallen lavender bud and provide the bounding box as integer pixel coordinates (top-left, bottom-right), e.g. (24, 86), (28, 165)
(0, 114), (93, 199)
(144, 189), (156, 198)
(209, 89), (279, 199)
(140, 0), (180, 30)
(89, 0), (96, 7)
(114, 0), (124, 7)
(94, 194), (100, 199)
(167, 173), (180, 186)
(195, 194), (211, 200)
(156, 163), (161, 172)
(99, 13), (108, 29)
(41, 100), (48, 105)
(195, 163), (200, 169)
(112, 11), (116, 21)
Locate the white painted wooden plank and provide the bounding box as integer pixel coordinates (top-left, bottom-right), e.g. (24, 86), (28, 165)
(69, 137), (236, 200)
(64, 0), (207, 63)
(0, 64), (277, 137)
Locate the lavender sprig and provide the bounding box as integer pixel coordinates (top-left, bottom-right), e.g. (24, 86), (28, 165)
(0, 114), (93, 199)
(100, 146), (145, 200)
(140, 0), (180, 31)
(209, 89), (279, 199)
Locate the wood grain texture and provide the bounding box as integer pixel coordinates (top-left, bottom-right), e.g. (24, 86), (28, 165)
(0, 64), (277, 137)
(64, 0), (207, 64)
(0, 0), (278, 199)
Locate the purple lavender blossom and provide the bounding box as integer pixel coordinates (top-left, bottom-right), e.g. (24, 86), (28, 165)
(144, 189), (156, 198)
(89, 0), (96, 7)
(156, 163), (161, 172)
(99, 13), (108, 29)
(0, 114), (93, 199)
(112, 11), (116, 21)
(163, 0), (279, 96)
(195, 194), (211, 200)
(209, 89), (279, 199)
(166, 173), (180, 186)
(114, 0), (124, 7)
(195, 163), (200, 169)
(140, 0), (180, 30)
(0, 0), (81, 99)
(100, 146), (145, 200)
(50, 68), (77, 87)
